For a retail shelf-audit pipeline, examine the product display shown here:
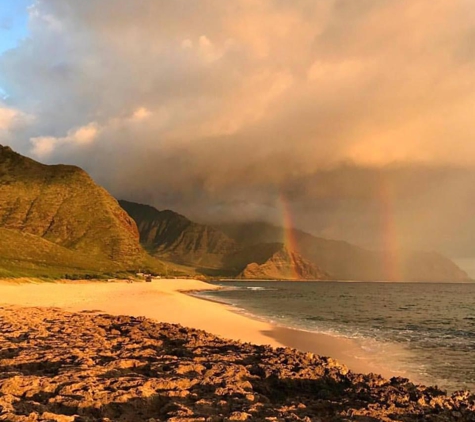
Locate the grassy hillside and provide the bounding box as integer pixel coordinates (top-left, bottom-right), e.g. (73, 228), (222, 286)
(0, 146), (143, 263)
(0, 146), (170, 278)
(0, 228), (112, 278)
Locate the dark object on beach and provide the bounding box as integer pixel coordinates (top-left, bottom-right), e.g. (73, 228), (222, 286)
(145, 275), (152, 282)
(0, 306), (474, 422)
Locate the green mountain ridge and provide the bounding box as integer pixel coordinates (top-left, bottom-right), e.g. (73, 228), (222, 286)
(119, 200), (328, 279)
(119, 200), (237, 269)
(0, 228), (115, 278)
(0, 145), (165, 277)
(120, 201), (470, 282)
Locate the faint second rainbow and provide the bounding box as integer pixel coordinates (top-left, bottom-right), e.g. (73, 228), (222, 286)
(379, 176), (402, 281)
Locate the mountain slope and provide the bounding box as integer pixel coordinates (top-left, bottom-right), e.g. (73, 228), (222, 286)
(239, 245), (329, 280)
(0, 145), (163, 276)
(219, 222), (470, 282)
(0, 228), (113, 277)
(399, 251), (470, 282)
(121, 200), (469, 282)
(119, 201), (327, 280)
(119, 200), (237, 268)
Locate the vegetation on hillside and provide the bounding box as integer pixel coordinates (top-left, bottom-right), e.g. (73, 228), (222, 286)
(0, 146), (174, 279)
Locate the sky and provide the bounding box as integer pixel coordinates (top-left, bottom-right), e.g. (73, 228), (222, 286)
(1, 0), (475, 260)
(0, 1), (30, 55)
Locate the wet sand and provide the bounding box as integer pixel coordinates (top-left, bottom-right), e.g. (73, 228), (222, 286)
(264, 326), (420, 382)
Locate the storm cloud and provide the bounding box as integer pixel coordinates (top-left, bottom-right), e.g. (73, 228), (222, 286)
(1, 0), (475, 260)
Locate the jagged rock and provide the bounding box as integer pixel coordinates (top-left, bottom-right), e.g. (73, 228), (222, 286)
(227, 411), (251, 420)
(40, 413), (75, 422)
(0, 306), (474, 421)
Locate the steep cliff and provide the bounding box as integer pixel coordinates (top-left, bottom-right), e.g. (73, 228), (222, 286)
(119, 200), (237, 268)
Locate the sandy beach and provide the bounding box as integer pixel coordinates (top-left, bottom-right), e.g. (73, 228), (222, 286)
(0, 278), (410, 380)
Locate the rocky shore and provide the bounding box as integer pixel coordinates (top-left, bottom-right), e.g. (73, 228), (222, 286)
(0, 307), (474, 422)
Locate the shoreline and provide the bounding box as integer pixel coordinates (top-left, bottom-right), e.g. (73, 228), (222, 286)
(221, 278), (475, 284)
(188, 288), (419, 382)
(0, 277), (416, 382)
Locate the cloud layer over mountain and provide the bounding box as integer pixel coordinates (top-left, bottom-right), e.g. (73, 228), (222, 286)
(1, 0), (475, 257)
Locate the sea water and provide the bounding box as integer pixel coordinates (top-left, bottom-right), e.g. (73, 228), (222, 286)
(195, 281), (475, 392)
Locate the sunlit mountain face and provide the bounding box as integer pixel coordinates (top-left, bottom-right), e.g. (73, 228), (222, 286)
(1, 0), (475, 273)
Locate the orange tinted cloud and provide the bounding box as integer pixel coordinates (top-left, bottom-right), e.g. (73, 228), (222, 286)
(1, 0), (475, 256)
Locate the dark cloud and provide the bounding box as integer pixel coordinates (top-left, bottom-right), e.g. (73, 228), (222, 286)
(1, 0), (475, 260)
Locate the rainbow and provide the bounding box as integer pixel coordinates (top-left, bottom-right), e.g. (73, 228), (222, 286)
(378, 176), (402, 281)
(280, 182), (403, 281)
(279, 192), (301, 280)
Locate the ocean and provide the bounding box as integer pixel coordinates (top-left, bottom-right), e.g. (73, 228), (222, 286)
(194, 281), (475, 393)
